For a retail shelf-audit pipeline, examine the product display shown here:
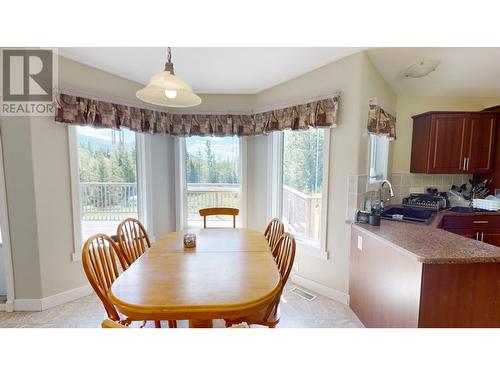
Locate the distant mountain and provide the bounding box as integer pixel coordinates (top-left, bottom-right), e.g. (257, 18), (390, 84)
(78, 134), (135, 153)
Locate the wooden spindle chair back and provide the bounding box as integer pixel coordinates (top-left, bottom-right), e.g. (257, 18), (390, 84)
(225, 232), (296, 328)
(264, 218), (285, 257)
(82, 234), (128, 322)
(199, 207), (240, 228)
(117, 218), (151, 266)
(264, 232), (296, 321)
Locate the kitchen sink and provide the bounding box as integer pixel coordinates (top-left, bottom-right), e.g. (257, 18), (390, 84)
(381, 206), (436, 225)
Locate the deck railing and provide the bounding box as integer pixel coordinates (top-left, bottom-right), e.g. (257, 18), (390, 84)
(187, 183), (239, 222)
(282, 185), (322, 241)
(80, 182), (138, 220)
(79, 182), (320, 233)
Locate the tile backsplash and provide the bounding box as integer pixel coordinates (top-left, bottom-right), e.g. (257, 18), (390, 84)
(389, 173), (471, 204)
(347, 173), (472, 220)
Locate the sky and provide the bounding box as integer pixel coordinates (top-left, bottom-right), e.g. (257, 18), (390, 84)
(77, 126), (136, 144)
(76, 127), (239, 161)
(186, 136), (239, 160)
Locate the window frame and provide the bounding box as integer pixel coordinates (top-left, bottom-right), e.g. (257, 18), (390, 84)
(367, 133), (391, 190)
(270, 128), (330, 259)
(68, 126), (147, 261)
(175, 136), (247, 230)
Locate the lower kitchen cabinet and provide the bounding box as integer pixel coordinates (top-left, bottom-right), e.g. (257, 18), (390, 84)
(440, 214), (500, 247)
(445, 228), (476, 239)
(350, 225), (500, 327)
(480, 229), (500, 247)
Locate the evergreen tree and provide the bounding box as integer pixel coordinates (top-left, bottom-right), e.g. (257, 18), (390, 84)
(95, 148), (110, 182)
(187, 159), (199, 183)
(205, 139), (219, 183)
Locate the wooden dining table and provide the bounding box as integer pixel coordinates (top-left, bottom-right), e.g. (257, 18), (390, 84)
(109, 228), (281, 328)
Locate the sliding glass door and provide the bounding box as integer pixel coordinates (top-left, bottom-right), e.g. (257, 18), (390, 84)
(183, 136), (242, 228)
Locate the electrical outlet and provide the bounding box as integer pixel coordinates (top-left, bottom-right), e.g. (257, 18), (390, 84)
(357, 235), (363, 250)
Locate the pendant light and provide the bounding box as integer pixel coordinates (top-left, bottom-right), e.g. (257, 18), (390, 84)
(136, 47), (202, 108)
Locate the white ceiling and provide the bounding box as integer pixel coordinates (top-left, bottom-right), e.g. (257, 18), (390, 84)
(58, 47), (363, 94)
(58, 47), (500, 97)
(367, 47), (500, 97)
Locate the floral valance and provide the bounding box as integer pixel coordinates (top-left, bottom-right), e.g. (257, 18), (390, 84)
(55, 93), (339, 137)
(367, 99), (396, 139)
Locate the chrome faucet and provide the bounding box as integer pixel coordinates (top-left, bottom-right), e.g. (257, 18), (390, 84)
(377, 179), (395, 213)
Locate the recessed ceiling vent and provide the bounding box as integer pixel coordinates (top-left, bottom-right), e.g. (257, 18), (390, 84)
(404, 59), (440, 78)
(291, 287), (317, 301)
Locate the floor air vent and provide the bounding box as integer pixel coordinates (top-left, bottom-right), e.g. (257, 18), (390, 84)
(290, 287), (316, 301)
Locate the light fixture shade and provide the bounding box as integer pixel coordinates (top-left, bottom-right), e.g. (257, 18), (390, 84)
(136, 71), (202, 108)
(404, 59), (440, 78)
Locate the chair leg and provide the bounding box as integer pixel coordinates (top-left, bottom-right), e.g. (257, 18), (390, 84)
(121, 318), (132, 326)
(168, 320), (177, 328)
(155, 320), (161, 328)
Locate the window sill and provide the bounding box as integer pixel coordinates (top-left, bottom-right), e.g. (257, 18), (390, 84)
(296, 242), (329, 260)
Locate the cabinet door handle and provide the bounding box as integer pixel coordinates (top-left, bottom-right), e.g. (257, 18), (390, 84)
(481, 232), (484, 242)
(476, 232), (479, 240)
(473, 220), (489, 224)
(466, 157), (470, 171)
(462, 158), (466, 170)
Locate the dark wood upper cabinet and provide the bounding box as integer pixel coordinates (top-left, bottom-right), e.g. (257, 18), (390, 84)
(429, 113), (467, 173)
(410, 112), (496, 174)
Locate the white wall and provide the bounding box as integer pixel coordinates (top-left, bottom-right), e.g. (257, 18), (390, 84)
(0, 116), (43, 299)
(246, 135), (271, 231)
(146, 133), (177, 240)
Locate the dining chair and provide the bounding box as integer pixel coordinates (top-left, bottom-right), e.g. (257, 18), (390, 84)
(264, 218), (285, 257)
(82, 234), (131, 325)
(224, 232), (296, 328)
(83, 234), (175, 328)
(116, 219), (178, 329)
(199, 207), (239, 228)
(116, 217), (151, 266)
(102, 319), (128, 328)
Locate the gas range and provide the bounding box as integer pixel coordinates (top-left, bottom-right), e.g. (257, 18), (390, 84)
(402, 193), (448, 211)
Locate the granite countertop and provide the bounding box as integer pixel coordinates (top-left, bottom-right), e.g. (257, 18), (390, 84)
(352, 210), (500, 264)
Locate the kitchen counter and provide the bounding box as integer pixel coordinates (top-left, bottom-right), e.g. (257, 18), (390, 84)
(353, 210), (500, 264)
(350, 209), (500, 327)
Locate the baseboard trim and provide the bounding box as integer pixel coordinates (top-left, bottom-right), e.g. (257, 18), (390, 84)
(13, 285), (92, 312)
(13, 299), (42, 311)
(0, 300), (14, 312)
(290, 273), (349, 305)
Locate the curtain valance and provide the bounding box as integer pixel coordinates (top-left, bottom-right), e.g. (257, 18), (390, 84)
(55, 92), (339, 136)
(367, 99), (396, 139)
